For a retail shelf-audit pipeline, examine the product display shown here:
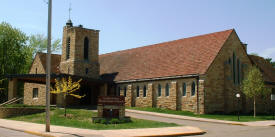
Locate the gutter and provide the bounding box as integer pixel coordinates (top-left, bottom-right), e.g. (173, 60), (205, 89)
(115, 74), (200, 84)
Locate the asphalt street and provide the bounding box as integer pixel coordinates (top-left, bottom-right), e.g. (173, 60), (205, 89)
(0, 127), (39, 137)
(126, 112), (275, 137)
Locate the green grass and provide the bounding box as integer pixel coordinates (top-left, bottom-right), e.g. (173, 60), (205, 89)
(128, 107), (274, 122)
(7, 108), (177, 130)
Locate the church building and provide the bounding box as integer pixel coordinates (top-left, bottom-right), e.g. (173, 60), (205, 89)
(7, 20), (275, 114)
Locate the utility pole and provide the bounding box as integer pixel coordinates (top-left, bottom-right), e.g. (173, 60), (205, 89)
(46, 0), (52, 132)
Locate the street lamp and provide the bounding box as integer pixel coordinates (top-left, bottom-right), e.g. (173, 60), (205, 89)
(271, 92), (275, 120)
(236, 93), (241, 121)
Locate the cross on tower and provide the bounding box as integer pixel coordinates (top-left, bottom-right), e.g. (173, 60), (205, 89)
(69, 3), (72, 20)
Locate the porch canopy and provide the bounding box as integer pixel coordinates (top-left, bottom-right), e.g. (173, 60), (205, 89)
(5, 73), (112, 100)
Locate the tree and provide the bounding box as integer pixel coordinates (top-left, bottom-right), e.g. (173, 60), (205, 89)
(28, 34), (61, 56)
(0, 79), (5, 91)
(265, 58), (275, 68)
(50, 76), (84, 117)
(242, 66), (270, 117)
(0, 22), (29, 103)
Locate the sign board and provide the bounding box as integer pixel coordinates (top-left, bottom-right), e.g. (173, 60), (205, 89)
(98, 96), (125, 106)
(271, 94), (275, 101)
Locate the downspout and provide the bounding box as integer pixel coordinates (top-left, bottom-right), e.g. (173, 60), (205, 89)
(196, 75), (200, 114)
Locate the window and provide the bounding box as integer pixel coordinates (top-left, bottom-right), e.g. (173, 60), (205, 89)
(84, 37), (89, 60)
(191, 82), (196, 96)
(117, 87), (120, 96)
(165, 83), (169, 96)
(33, 88), (38, 98)
(237, 59), (241, 85)
(143, 85), (147, 97)
(182, 83), (186, 96)
(85, 68), (89, 74)
(158, 84), (161, 97)
(232, 52), (236, 84)
(35, 68), (38, 74)
(124, 87), (127, 97)
(66, 37), (70, 60)
(136, 86), (140, 97)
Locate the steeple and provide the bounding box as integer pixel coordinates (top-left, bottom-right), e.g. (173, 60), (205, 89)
(66, 3), (73, 27)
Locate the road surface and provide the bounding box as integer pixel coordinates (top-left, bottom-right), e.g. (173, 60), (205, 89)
(0, 127), (39, 137)
(126, 112), (275, 137)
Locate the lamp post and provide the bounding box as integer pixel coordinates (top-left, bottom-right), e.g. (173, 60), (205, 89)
(46, 0), (52, 132)
(271, 93), (275, 120)
(236, 93), (241, 121)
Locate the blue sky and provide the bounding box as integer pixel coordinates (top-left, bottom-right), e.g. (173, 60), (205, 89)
(0, 0), (274, 60)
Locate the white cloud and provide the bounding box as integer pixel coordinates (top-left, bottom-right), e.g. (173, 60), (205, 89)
(259, 47), (275, 61)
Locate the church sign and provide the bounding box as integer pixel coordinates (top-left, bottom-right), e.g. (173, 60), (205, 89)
(98, 96), (125, 106)
(92, 96), (130, 122)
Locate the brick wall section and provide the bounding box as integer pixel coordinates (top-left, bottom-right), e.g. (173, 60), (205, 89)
(117, 77), (203, 113)
(204, 31), (252, 113)
(24, 54), (47, 106)
(60, 26), (100, 79)
(29, 54), (46, 74)
(24, 83), (46, 106)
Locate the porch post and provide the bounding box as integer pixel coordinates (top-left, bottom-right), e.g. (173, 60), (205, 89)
(100, 83), (108, 96)
(8, 78), (17, 100)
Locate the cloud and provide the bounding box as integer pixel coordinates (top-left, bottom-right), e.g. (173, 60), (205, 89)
(259, 47), (275, 61)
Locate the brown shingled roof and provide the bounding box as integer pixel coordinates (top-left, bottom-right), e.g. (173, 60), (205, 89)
(248, 55), (275, 83)
(37, 52), (61, 73)
(99, 29), (234, 82)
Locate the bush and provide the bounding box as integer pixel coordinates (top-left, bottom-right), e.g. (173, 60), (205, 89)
(110, 118), (120, 124)
(100, 119), (107, 124)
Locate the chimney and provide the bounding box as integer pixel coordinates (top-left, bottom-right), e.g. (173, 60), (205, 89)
(241, 42), (247, 53)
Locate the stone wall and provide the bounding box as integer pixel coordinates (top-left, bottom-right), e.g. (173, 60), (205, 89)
(24, 83), (46, 106)
(117, 77), (204, 113)
(0, 107), (44, 118)
(29, 54), (46, 74)
(59, 26), (100, 79)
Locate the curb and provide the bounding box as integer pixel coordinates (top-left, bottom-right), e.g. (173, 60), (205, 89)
(126, 109), (247, 126)
(0, 125), (55, 137)
(134, 131), (206, 137)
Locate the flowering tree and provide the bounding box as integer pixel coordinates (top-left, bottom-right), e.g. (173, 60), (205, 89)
(51, 76), (84, 117)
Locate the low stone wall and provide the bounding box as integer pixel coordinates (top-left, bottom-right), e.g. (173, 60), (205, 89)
(0, 107), (45, 118)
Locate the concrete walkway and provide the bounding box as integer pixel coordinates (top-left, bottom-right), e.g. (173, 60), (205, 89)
(0, 119), (205, 137)
(126, 109), (275, 126)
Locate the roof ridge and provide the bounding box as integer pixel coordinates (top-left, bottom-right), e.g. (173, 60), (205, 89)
(100, 29), (234, 56)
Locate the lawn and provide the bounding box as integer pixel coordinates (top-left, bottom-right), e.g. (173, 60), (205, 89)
(7, 108), (177, 130)
(128, 107), (274, 122)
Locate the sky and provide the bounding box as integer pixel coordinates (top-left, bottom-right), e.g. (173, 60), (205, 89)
(0, 0), (274, 60)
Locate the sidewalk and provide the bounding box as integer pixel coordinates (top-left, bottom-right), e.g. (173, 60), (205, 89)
(0, 119), (205, 137)
(126, 109), (275, 127)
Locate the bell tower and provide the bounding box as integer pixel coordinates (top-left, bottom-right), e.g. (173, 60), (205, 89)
(59, 20), (100, 78)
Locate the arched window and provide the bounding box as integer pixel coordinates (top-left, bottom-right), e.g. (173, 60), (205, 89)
(143, 85), (147, 97)
(84, 37), (89, 60)
(117, 87), (120, 96)
(165, 83), (170, 96)
(124, 86), (127, 97)
(136, 86), (140, 97)
(66, 37), (70, 60)
(191, 82), (196, 96)
(182, 83), (186, 96)
(158, 84), (161, 97)
(232, 52), (236, 84)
